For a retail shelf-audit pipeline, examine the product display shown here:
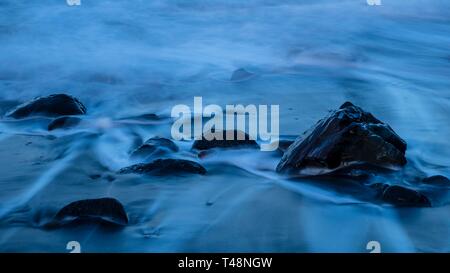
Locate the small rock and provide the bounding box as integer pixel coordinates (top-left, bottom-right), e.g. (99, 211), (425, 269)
(51, 198), (128, 227)
(277, 102), (407, 176)
(130, 136), (178, 159)
(118, 158), (207, 175)
(6, 94), (86, 118)
(381, 185), (431, 207)
(47, 116), (81, 131)
(422, 175), (450, 186)
(230, 68), (254, 81)
(192, 130), (259, 150)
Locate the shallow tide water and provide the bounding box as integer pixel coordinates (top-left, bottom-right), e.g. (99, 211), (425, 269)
(0, 0), (449, 252)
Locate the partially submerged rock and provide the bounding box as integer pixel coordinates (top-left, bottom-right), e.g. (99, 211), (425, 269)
(119, 158), (206, 175)
(380, 185), (431, 207)
(6, 94), (86, 118)
(422, 175), (450, 186)
(370, 183), (432, 207)
(130, 136), (178, 159)
(192, 130), (259, 150)
(51, 198), (128, 227)
(47, 116), (81, 131)
(230, 68), (255, 81)
(276, 102), (407, 176)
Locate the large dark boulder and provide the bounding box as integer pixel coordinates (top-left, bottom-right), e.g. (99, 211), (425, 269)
(119, 158), (206, 175)
(52, 198), (128, 227)
(130, 136), (178, 159)
(192, 130), (259, 150)
(6, 94), (86, 118)
(276, 102), (407, 176)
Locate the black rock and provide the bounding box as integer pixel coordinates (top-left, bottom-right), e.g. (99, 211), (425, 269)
(119, 158), (206, 175)
(6, 94), (86, 118)
(52, 198), (128, 227)
(422, 175), (450, 186)
(230, 68), (254, 81)
(276, 102), (407, 176)
(47, 116), (81, 131)
(381, 185), (431, 207)
(192, 130), (259, 150)
(130, 136), (178, 159)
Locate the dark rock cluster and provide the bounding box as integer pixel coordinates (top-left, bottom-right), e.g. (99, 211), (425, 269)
(276, 102), (437, 207)
(5, 93), (447, 222)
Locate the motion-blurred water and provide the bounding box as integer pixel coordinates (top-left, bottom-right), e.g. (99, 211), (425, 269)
(0, 0), (449, 252)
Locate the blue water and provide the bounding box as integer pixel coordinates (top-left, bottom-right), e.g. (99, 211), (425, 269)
(0, 0), (449, 252)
